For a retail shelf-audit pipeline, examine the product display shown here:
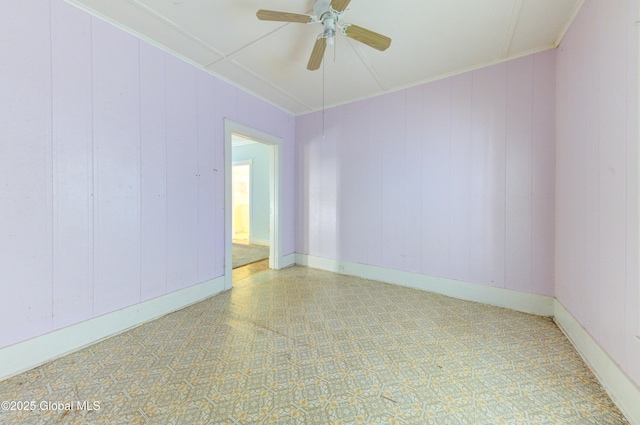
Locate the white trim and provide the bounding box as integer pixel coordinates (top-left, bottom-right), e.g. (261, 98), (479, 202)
(553, 0), (586, 47)
(225, 119), (284, 290)
(232, 138), (258, 147)
(62, 0), (569, 117)
(281, 253), (297, 269)
(295, 254), (554, 316)
(554, 300), (640, 425)
(62, 1), (296, 116)
(295, 45), (558, 116)
(637, 1), (640, 348)
(499, 0), (524, 59)
(294, 253), (640, 423)
(269, 141), (283, 270)
(0, 276), (225, 382)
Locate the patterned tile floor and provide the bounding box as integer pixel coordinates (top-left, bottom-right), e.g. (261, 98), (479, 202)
(0, 266), (629, 424)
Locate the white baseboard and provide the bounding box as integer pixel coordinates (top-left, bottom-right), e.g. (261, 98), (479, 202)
(296, 254), (639, 423)
(554, 300), (640, 425)
(280, 253), (297, 269)
(296, 254), (554, 316)
(3, 256), (637, 425)
(0, 276), (225, 382)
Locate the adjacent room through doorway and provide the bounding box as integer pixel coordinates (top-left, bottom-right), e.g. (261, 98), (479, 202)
(224, 119), (285, 290)
(231, 162), (251, 243)
(231, 135), (271, 270)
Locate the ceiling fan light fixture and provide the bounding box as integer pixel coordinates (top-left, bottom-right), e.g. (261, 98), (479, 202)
(256, 0), (391, 70)
(322, 17), (336, 46)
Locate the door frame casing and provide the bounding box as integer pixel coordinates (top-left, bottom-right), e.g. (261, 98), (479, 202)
(224, 119), (283, 289)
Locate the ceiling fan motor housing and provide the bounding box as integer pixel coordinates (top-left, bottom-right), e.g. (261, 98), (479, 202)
(313, 0), (333, 17)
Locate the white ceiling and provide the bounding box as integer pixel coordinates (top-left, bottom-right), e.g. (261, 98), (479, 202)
(66, 0), (584, 115)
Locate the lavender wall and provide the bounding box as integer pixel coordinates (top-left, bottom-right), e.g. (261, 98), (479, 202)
(296, 51), (557, 297)
(0, 0), (295, 349)
(556, 0), (640, 386)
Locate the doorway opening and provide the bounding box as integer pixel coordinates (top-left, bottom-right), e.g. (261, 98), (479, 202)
(224, 119), (284, 290)
(232, 161), (252, 244)
(231, 140), (270, 271)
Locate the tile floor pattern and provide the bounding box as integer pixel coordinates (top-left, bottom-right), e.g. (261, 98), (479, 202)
(0, 266), (629, 424)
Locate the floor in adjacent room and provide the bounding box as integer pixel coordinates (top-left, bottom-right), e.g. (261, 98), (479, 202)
(232, 242), (270, 269)
(0, 265), (629, 424)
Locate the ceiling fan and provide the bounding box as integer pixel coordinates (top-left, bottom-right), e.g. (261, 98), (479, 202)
(256, 0), (392, 71)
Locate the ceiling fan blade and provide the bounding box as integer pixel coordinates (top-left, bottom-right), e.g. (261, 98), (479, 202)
(256, 9), (313, 23)
(330, 0), (352, 12)
(307, 37), (327, 71)
(343, 24), (391, 51)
